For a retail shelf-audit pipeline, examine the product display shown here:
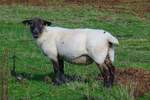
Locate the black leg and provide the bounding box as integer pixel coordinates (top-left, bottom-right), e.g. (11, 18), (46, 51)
(58, 56), (71, 83)
(102, 64), (111, 87)
(104, 56), (115, 87)
(97, 63), (110, 87)
(51, 60), (63, 85)
(51, 55), (69, 85)
(58, 56), (64, 74)
(108, 64), (115, 85)
(96, 55), (116, 88)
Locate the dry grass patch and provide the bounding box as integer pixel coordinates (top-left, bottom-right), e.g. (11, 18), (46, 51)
(98, 67), (150, 98)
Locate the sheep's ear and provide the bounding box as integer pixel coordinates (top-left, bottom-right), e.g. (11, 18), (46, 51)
(43, 20), (52, 26)
(22, 20), (32, 25)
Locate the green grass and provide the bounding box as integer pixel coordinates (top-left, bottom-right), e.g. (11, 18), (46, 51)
(0, 4), (150, 100)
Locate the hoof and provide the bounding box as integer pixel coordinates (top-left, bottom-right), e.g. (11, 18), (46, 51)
(104, 81), (113, 88)
(53, 75), (70, 85)
(60, 75), (71, 83)
(53, 78), (64, 85)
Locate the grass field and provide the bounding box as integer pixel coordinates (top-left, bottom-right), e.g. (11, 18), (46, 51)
(0, 1), (150, 100)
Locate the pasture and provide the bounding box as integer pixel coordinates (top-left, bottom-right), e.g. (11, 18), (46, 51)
(0, 0), (150, 100)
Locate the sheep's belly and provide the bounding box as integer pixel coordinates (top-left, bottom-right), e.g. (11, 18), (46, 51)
(65, 55), (93, 65)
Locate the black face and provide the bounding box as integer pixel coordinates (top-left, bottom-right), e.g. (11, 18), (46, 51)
(22, 18), (52, 38)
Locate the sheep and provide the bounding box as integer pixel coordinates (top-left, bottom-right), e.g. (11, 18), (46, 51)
(22, 18), (119, 87)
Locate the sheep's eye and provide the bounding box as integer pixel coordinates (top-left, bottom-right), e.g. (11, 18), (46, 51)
(29, 22), (33, 26)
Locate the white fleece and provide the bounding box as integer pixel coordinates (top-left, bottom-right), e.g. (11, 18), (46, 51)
(37, 26), (119, 65)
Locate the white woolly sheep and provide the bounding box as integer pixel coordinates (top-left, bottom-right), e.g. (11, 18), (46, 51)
(22, 18), (119, 87)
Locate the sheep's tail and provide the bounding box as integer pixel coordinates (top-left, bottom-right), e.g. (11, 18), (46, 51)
(108, 44), (115, 62)
(105, 33), (119, 62)
(106, 33), (119, 45)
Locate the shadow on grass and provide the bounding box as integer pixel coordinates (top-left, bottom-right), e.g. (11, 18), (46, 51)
(10, 70), (85, 84)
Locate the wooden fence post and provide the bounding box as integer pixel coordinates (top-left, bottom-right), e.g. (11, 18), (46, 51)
(0, 49), (9, 100)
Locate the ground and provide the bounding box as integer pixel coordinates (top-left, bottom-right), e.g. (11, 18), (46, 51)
(98, 68), (150, 98)
(0, 0), (150, 100)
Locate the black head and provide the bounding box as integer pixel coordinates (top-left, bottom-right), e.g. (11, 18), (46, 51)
(22, 18), (52, 39)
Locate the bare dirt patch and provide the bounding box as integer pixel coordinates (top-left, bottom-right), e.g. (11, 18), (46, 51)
(65, 0), (150, 19)
(0, 0), (49, 6)
(0, 0), (149, 19)
(98, 67), (150, 97)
